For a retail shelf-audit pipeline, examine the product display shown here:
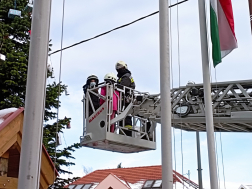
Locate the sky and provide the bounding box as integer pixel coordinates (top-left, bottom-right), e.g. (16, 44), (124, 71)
(48, 0), (252, 188)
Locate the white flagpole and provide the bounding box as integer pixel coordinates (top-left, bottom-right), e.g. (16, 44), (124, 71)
(197, 0), (219, 188)
(159, 0), (173, 188)
(18, 0), (52, 188)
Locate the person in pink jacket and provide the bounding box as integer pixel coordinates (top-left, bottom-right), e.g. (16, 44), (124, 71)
(100, 72), (119, 133)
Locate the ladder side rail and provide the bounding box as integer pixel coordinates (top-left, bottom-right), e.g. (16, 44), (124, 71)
(170, 89), (177, 99)
(223, 123), (250, 132)
(184, 123), (200, 131)
(215, 123), (233, 132)
(172, 88), (191, 109)
(85, 91), (90, 119)
(230, 101), (242, 111)
(212, 84), (233, 109)
(239, 122), (252, 129)
(230, 88), (250, 111)
(189, 79), (252, 88)
(171, 89), (183, 101)
(172, 80), (252, 90)
(220, 123), (243, 132)
(214, 79), (252, 87)
(212, 87), (225, 101)
(107, 84), (113, 132)
(223, 97), (252, 101)
(118, 90), (123, 114)
(236, 83), (252, 105)
(153, 97), (161, 106)
(82, 94), (86, 136)
(173, 123), (200, 131)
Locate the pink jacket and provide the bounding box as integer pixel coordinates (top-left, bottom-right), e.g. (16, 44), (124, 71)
(100, 86), (119, 111)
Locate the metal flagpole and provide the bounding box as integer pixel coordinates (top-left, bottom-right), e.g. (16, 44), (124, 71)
(248, 0), (252, 33)
(197, 0), (219, 188)
(17, 0), (52, 188)
(196, 131), (203, 189)
(159, 0), (173, 188)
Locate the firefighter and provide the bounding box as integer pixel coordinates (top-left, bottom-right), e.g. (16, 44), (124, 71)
(100, 72), (119, 133)
(115, 61), (135, 136)
(83, 74), (100, 116)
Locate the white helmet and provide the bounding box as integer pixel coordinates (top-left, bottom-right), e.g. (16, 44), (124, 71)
(115, 60), (128, 70)
(104, 72), (117, 82)
(187, 80), (195, 85)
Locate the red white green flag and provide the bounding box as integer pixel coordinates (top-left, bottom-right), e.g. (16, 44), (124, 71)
(210, 0), (238, 67)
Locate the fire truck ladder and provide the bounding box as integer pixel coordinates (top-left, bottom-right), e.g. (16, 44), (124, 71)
(134, 79), (252, 132)
(80, 79), (252, 153)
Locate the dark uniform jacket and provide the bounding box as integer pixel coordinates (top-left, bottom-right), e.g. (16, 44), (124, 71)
(117, 70), (135, 95)
(117, 69), (135, 129)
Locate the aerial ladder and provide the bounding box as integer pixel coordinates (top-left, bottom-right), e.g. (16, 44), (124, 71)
(80, 79), (252, 153)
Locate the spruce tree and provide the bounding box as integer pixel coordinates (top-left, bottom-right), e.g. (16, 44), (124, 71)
(0, 0), (80, 188)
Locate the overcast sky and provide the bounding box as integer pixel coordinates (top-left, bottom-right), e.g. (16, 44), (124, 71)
(48, 0), (252, 188)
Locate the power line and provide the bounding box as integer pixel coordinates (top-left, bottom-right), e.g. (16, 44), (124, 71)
(54, 0), (65, 183)
(49, 0), (188, 56)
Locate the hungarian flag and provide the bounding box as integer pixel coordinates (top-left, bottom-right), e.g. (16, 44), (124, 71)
(210, 0), (238, 67)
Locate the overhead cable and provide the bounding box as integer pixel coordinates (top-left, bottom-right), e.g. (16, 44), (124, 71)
(54, 0), (65, 183)
(49, 0), (188, 55)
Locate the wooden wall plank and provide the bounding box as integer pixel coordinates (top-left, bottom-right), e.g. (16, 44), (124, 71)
(0, 176), (18, 189)
(40, 171), (49, 189)
(0, 134), (17, 157)
(41, 149), (56, 185)
(0, 114), (22, 138)
(1, 152), (9, 159)
(0, 114), (22, 156)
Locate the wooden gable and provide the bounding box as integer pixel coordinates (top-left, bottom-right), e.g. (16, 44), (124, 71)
(0, 108), (57, 189)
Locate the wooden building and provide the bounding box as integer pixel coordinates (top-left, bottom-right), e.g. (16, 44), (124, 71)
(0, 107), (58, 189)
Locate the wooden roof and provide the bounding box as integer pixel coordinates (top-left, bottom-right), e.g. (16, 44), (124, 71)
(0, 107), (58, 189)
